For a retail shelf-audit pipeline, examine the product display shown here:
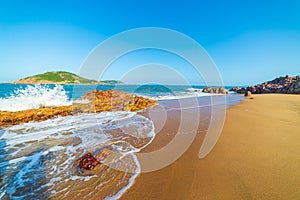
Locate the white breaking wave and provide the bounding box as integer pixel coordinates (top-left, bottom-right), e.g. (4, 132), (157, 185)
(0, 85), (72, 112)
(186, 87), (202, 92)
(149, 91), (214, 101)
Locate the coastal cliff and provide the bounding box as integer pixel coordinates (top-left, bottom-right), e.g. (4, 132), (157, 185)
(231, 75), (300, 94)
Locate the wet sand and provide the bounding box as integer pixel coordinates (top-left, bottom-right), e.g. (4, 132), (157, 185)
(121, 94), (300, 199)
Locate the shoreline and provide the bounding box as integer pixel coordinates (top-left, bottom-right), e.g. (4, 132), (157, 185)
(1, 91), (299, 199)
(0, 90), (157, 129)
(121, 94), (300, 199)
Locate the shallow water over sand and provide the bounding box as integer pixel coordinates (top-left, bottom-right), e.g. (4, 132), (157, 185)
(0, 112), (155, 199)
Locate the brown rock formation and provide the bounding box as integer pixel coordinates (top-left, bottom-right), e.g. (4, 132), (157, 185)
(230, 75), (300, 94)
(0, 106), (73, 129)
(76, 145), (113, 171)
(76, 153), (100, 170)
(0, 90), (158, 129)
(245, 91), (252, 97)
(202, 87), (228, 94)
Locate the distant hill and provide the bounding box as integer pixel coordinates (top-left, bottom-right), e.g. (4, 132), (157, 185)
(13, 71), (122, 84)
(101, 80), (124, 85)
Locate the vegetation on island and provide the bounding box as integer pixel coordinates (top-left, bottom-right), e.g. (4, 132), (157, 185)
(13, 71), (123, 85)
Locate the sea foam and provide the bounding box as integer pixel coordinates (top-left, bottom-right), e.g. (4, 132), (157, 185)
(0, 85), (72, 112)
(0, 111), (155, 199)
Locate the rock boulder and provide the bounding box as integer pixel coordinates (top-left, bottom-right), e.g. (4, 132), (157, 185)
(202, 87), (228, 94)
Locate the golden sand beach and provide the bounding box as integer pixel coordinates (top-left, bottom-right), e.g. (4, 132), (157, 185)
(121, 94), (300, 199)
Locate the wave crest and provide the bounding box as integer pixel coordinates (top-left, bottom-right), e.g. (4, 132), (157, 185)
(0, 85), (72, 112)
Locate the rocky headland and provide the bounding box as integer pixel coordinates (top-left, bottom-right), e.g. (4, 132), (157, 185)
(230, 75), (300, 94)
(0, 90), (157, 129)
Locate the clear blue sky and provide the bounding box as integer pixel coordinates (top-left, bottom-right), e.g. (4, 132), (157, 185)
(0, 0), (299, 85)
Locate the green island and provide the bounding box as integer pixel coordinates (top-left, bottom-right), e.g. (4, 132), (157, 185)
(12, 71), (123, 84)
